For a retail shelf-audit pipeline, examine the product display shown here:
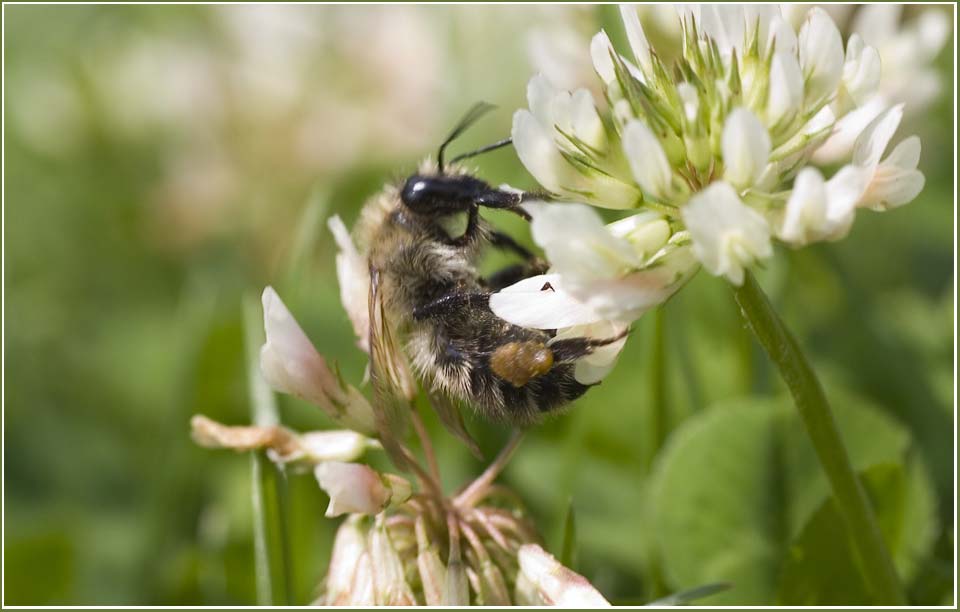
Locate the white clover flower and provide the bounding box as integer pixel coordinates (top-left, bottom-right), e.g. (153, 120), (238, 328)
(682, 182), (773, 285)
(260, 286), (376, 433)
(827, 105), (925, 212)
(507, 3), (926, 297)
(777, 167), (855, 246)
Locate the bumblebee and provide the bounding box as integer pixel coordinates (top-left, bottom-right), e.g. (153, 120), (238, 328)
(355, 104), (622, 432)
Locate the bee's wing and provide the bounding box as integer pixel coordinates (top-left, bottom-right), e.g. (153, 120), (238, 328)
(428, 391), (484, 460)
(368, 266), (415, 469)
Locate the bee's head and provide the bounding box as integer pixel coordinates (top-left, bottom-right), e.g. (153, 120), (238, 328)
(400, 172), (489, 216)
(399, 102), (528, 224)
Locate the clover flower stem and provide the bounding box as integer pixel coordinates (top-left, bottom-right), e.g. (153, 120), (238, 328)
(731, 271), (906, 605)
(648, 306), (668, 469)
(454, 430), (524, 508)
(243, 295), (293, 605)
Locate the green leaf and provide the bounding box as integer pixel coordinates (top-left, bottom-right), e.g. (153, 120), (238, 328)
(650, 393), (912, 605)
(777, 458), (938, 605)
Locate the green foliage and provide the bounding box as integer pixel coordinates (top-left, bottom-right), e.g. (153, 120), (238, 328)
(650, 394), (937, 605)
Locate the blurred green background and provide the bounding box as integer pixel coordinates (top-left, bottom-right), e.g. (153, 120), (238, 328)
(3, 4), (954, 606)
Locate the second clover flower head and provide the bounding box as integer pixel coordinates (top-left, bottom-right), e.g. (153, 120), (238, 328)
(501, 4), (925, 343)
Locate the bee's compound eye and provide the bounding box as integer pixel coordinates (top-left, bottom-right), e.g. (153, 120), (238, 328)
(401, 176), (431, 210)
(490, 341), (555, 388)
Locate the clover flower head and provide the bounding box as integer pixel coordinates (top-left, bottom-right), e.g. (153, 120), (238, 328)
(501, 4), (926, 352)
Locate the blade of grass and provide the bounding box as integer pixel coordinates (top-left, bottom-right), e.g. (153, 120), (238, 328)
(558, 498), (577, 570)
(646, 582), (731, 606)
(244, 294), (294, 605)
(282, 186), (331, 293)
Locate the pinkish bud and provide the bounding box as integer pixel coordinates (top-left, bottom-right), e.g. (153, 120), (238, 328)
(260, 286), (376, 433)
(518, 544), (611, 607)
(314, 462), (410, 517)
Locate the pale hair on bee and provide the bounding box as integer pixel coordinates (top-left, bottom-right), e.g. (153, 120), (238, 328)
(348, 103), (626, 445)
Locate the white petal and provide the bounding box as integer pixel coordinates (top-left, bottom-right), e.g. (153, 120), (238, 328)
(853, 104), (903, 169)
(811, 96), (885, 164)
(315, 462), (389, 517)
(682, 182), (772, 285)
(882, 135), (921, 170)
(768, 52), (804, 126)
(326, 517), (370, 603)
(555, 320), (629, 384)
(260, 286), (338, 406)
(260, 287), (375, 433)
(722, 108), (771, 190)
(607, 212), (670, 258)
(570, 88), (605, 150)
(518, 544), (611, 607)
(798, 7), (844, 105)
(619, 5), (652, 75)
(511, 110), (568, 194)
(590, 30), (617, 85)
(489, 274), (606, 329)
(329, 216), (370, 352)
(766, 15), (797, 56)
(568, 257), (696, 322)
(299, 430), (370, 463)
(623, 120), (673, 200)
(527, 202), (640, 281)
(698, 4), (745, 57)
(824, 164), (871, 216)
(842, 35), (881, 106)
(860, 165), (925, 210)
(779, 167), (830, 245)
(527, 73), (558, 127)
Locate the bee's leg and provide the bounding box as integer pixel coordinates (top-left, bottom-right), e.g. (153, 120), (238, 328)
(484, 231), (549, 290)
(488, 231), (536, 260)
(449, 206), (480, 247)
(412, 292), (490, 321)
(485, 264), (535, 291)
(549, 329), (631, 363)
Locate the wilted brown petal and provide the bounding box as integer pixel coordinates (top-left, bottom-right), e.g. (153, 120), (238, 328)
(190, 414), (298, 456)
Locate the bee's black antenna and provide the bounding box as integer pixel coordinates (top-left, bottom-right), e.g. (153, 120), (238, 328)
(437, 102), (497, 173)
(448, 137), (512, 166)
